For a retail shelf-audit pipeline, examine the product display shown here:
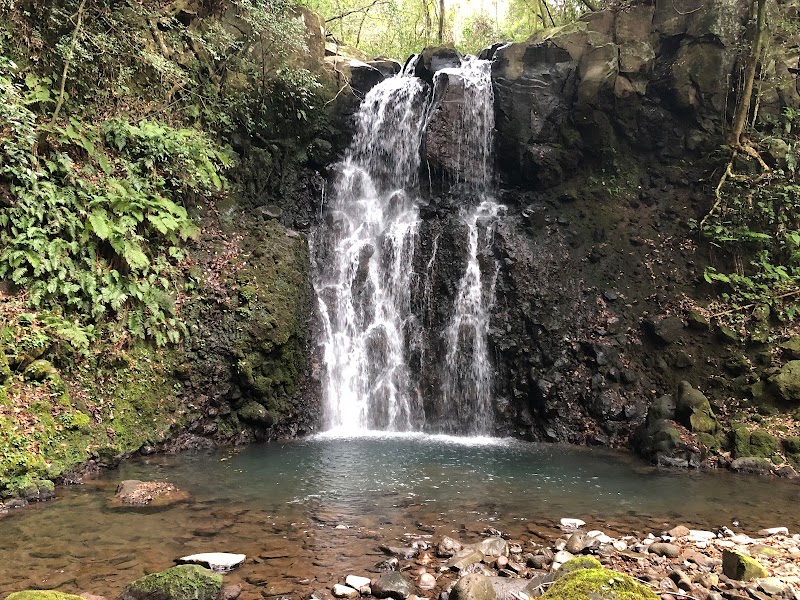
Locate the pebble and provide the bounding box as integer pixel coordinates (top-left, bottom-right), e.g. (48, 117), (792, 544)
(345, 575), (371, 593)
(649, 543), (680, 558)
(332, 584), (359, 599)
(178, 552), (246, 572)
(559, 518), (585, 531)
(418, 574), (436, 590)
(553, 550), (574, 565)
(758, 527), (789, 537)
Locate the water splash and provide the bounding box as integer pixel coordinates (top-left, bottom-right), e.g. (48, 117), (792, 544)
(311, 77), (428, 432)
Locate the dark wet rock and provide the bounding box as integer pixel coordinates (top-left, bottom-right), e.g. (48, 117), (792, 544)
(119, 565), (222, 600)
(649, 543), (680, 558)
(411, 46), (462, 83)
(451, 574), (497, 600)
(113, 480), (191, 508)
(644, 316), (684, 345)
(780, 336), (800, 359)
(721, 550), (768, 581)
(371, 572), (418, 600)
(367, 58), (402, 78)
(730, 457), (774, 475)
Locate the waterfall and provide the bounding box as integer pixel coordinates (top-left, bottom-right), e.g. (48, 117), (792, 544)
(311, 77), (428, 432)
(312, 59), (503, 436)
(435, 60), (504, 434)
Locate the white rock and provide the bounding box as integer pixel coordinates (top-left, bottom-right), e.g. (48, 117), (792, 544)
(554, 550), (574, 565)
(731, 534), (756, 545)
(560, 518), (585, 531)
(345, 576), (371, 592)
(759, 527), (789, 537)
(695, 542), (708, 549)
(335, 524), (350, 530)
(688, 530), (715, 542)
(717, 540), (735, 548)
(332, 584), (359, 599)
(612, 541), (628, 551)
(587, 531), (615, 544)
(178, 552), (246, 572)
(419, 573), (436, 590)
(789, 547), (800, 555)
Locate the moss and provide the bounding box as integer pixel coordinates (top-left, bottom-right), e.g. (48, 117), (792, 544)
(120, 565), (223, 600)
(749, 430), (778, 458)
(722, 550), (768, 581)
(783, 436), (800, 455)
(6, 592), (85, 600)
(556, 557), (603, 579)
(732, 425), (751, 458)
(541, 568), (659, 600)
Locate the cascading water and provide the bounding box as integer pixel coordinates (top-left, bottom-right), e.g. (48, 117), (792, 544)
(312, 58), (503, 436)
(311, 76), (428, 432)
(434, 60), (505, 434)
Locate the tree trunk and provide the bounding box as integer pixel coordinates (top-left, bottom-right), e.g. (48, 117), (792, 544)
(729, 0), (768, 147)
(437, 0), (444, 44)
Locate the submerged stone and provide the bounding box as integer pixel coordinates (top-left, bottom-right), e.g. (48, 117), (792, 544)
(113, 480), (190, 507)
(178, 552), (246, 572)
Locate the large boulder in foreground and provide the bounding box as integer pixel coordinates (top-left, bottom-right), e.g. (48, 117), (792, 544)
(119, 565), (222, 600)
(541, 567), (658, 599)
(722, 549), (768, 581)
(451, 573), (497, 600)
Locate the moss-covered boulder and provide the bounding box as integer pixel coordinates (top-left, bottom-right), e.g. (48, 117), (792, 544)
(779, 336), (800, 359)
(6, 592), (85, 600)
(770, 361), (800, 403)
(556, 557), (603, 579)
(541, 567), (658, 600)
(722, 550), (768, 581)
(675, 381), (719, 434)
(119, 565), (223, 600)
(749, 430), (778, 458)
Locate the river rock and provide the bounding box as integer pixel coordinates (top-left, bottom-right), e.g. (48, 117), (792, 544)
(178, 552), (246, 572)
(119, 565), (222, 600)
(565, 531), (589, 554)
(668, 525), (690, 538)
(418, 573), (436, 590)
(758, 527), (789, 537)
(449, 547), (485, 571)
(559, 518), (585, 531)
(688, 530), (716, 543)
(332, 585), (359, 599)
(649, 543), (680, 558)
(731, 457), (774, 474)
(437, 536), (463, 557)
(553, 550), (574, 566)
(722, 550), (768, 581)
(770, 360), (800, 403)
(113, 480), (191, 508)
(451, 574), (497, 600)
(345, 576), (371, 593)
(220, 584), (241, 600)
(380, 545), (418, 559)
(477, 537), (508, 558)
(371, 572), (418, 600)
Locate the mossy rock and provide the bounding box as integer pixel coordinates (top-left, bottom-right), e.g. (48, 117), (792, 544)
(731, 425), (751, 458)
(6, 592), (85, 600)
(770, 361), (800, 403)
(0, 345), (11, 383)
(749, 430), (778, 458)
(782, 437), (800, 456)
(675, 381), (719, 434)
(237, 401), (273, 425)
(23, 359), (58, 382)
(721, 550), (768, 581)
(779, 336), (800, 359)
(119, 565), (222, 600)
(556, 557), (603, 579)
(541, 567), (659, 600)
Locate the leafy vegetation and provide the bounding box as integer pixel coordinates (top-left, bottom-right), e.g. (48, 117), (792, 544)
(695, 108), (800, 331)
(305, 0), (590, 59)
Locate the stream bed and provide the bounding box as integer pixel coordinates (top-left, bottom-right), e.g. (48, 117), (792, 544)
(1, 434), (798, 598)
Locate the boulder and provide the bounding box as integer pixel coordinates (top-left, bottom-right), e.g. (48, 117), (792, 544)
(451, 574), (497, 600)
(721, 550), (768, 581)
(367, 58), (402, 79)
(675, 381), (719, 434)
(324, 57), (384, 98)
(449, 547), (485, 571)
(648, 543), (680, 558)
(476, 537), (508, 558)
(119, 565), (222, 600)
(770, 360), (800, 403)
(238, 401), (273, 425)
(555, 557), (602, 578)
(410, 46), (462, 83)
(540, 567), (658, 599)
(371, 573), (418, 600)
(779, 337), (800, 359)
(730, 457), (774, 474)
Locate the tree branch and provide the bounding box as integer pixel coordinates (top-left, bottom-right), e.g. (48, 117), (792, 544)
(325, 0), (389, 24)
(51, 0), (89, 126)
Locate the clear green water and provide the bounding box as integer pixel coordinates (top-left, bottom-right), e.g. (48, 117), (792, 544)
(1, 434), (798, 598)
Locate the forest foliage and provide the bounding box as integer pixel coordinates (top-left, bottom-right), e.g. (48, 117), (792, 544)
(0, 0), (327, 349)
